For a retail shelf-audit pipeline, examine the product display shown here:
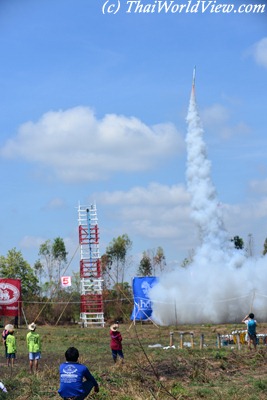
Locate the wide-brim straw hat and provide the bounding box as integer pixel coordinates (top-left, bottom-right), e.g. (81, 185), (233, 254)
(4, 324), (14, 332)
(110, 324), (119, 332)
(28, 322), (37, 331)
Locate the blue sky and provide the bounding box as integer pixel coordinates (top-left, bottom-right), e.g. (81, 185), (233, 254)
(0, 0), (266, 280)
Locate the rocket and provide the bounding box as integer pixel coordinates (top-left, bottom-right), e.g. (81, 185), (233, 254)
(192, 66), (196, 92)
(192, 66), (196, 86)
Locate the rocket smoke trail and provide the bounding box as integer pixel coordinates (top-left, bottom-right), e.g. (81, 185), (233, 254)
(186, 72), (230, 251)
(150, 71), (267, 324)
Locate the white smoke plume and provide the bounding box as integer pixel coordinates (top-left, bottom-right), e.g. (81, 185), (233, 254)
(150, 82), (267, 324)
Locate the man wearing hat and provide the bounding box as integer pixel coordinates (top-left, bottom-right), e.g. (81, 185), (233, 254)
(6, 325), (16, 367)
(2, 324), (13, 359)
(110, 323), (124, 363)
(26, 322), (42, 373)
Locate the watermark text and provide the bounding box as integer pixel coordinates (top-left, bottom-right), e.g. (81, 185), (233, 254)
(102, 0), (266, 14)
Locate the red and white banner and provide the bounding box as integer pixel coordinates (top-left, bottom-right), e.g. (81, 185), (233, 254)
(61, 276), (72, 288)
(0, 279), (21, 317)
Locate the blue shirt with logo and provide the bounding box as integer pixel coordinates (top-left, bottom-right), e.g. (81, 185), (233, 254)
(58, 362), (98, 397)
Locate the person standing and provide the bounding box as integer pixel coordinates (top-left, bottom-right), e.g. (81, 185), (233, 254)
(2, 324), (11, 359)
(242, 313), (257, 350)
(14, 316), (19, 329)
(6, 327), (16, 367)
(58, 347), (99, 400)
(26, 322), (41, 373)
(110, 323), (124, 363)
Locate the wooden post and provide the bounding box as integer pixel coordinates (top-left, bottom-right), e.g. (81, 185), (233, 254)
(180, 332), (184, 349)
(190, 332), (194, 348)
(217, 333), (221, 348)
(200, 334), (204, 349)
(169, 332), (174, 347)
(236, 333), (241, 351)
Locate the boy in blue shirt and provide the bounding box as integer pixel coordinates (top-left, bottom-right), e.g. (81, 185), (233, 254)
(242, 313), (257, 350)
(58, 347), (99, 400)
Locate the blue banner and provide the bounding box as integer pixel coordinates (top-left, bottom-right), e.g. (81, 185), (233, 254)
(130, 276), (158, 321)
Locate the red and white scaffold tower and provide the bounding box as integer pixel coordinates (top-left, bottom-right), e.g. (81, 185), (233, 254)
(78, 203), (105, 327)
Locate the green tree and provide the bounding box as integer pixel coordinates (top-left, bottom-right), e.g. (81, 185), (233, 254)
(180, 249), (195, 268)
(101, 253), (112, 289)
(70, 271), (81, 293)
(245, 233), (254, 257)
(52, 237), (68, 280)
(38, 237), (68, 296)
(0, 248), (39, 298)
(263, 238), (267, 256)
(39, 238), (68, 283)
(104, 234), (132, 290)
(138, 252), (152, 276)
(181, 257), (191, 268)
(152, 246), (166, 275)
(34, 259), (44, 283)
(137, 247), (166, 276)
(53, 271), (81, 325)
(103, 282), (132, 321)
(231, 236), (244, 250)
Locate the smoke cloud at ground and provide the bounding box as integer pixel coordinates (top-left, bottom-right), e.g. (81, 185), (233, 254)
(150, 85), (267, 325)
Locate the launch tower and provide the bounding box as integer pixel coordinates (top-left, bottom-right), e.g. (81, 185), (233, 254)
(78, 204), (104, 327)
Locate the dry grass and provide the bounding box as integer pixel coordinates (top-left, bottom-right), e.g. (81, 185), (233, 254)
(1, 322), (267, 399)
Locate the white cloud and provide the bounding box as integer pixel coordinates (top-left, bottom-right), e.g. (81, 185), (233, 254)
(92, 181), (267, 264)
(98, 182), (189, 206)
(219, 122), (251, 140)
(42, 197), (66, 210)
(20, 235), (45, 249)
(94, 183), (196, 249)
(249, 179), (267, 195)
(18, 181), (267, 269)
(250, 37), (267, 68)
(19, 234), (79, 273)
(202, 104), (250, 139)
(202, 103), (230, 127)
(0, 107), (184, 182)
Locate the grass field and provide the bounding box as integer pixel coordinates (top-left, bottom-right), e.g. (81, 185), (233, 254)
(1, 322), (267, 399)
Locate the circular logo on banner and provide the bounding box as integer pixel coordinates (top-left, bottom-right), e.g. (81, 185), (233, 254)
(0, 283), (20, 305)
